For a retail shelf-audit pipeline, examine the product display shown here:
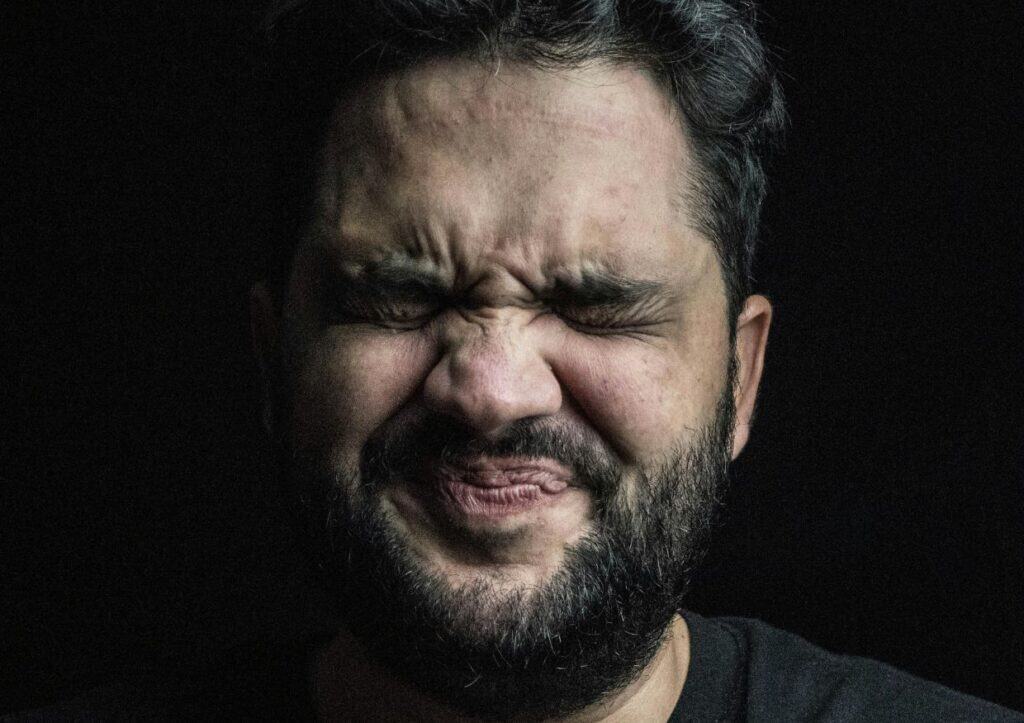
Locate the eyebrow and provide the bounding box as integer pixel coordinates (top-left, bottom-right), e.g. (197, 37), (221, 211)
(328, 257), (669, 309)
(544, 270), (670, 309)
(328, 258), (450, 303)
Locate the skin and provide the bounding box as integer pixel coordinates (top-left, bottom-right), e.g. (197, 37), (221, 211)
(251, 57), (771, 722)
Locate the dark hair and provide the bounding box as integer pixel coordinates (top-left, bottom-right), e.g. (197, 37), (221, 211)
(257, 0), (785, 321)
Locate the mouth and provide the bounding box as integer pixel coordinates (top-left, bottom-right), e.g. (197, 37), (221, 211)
(428, 457), (573, 521)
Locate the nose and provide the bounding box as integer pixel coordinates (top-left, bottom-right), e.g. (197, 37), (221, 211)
(422, 319), (562, 438)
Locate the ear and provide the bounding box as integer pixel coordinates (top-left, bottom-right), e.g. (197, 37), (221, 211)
(730, 294), (772, 459)
(250, 281), (281, 438)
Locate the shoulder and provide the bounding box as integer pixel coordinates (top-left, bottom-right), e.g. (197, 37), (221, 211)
(680, 612), (1023, 723)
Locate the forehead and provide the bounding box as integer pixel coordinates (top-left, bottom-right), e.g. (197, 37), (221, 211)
(366, 58), (679, 151)
(309, 57), (714, 289)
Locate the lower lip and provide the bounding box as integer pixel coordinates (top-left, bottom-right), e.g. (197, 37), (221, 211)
(436, 478), (568, 519)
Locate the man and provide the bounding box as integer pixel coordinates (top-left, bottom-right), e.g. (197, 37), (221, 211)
(18, 0), (1018, 720)
(242, 1), (1024, 721)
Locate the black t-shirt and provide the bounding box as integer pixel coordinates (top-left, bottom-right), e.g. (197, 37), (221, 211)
(671, 612), (1022, 722)
(8, 613), (1022, 721)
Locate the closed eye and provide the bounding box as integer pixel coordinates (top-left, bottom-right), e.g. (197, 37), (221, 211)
(323, 259), (450, 331)
(542, 271), (676, 337)
(329, 296), (442, 331)
(554, 307), (667, 336)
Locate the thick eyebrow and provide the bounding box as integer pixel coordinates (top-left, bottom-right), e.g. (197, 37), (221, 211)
(327, 257), (669, 311)
(328, 257), (450, 303)
(544, 269), (670, 308)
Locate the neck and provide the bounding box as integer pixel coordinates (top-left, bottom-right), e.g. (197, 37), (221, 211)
(311, 614), (690, 723)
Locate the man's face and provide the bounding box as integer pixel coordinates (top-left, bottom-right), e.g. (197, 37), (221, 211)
(252, 58), (770, 718)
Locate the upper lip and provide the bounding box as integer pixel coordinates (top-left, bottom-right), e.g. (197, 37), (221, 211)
(434, 456), (574, 489)
(449, 456), (571, 476)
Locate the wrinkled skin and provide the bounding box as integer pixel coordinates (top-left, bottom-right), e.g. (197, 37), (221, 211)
(252, 58), (771, 721)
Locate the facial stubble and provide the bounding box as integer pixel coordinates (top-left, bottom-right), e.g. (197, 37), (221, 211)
(283, 365), (735, 721)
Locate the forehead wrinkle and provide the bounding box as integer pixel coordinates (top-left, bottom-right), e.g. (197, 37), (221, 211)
(315, 59), (715, 303)
(378, 58), (684, 152)
(326, 61), (690, 212)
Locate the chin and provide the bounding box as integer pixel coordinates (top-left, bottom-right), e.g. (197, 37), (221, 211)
(393, 511), (588, 597)
(430, 549), (570, 596)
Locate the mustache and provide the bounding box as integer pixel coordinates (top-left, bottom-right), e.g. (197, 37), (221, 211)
(360, 412), (623, 501)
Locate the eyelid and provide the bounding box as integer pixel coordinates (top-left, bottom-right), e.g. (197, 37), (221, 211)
(554, 306), (668, 335)
(330, 293), (444, 329)
(554, 301), (640, 323)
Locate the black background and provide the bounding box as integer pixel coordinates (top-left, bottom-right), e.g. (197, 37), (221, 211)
(3, 1), (1022, 715)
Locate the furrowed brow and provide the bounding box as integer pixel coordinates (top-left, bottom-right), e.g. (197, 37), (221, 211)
(546, 270), (669, 308)
(330, 258), (450, 302)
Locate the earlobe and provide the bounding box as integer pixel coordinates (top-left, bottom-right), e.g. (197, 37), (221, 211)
(730, 294), (772, 460)
(249, 281), (281, 438)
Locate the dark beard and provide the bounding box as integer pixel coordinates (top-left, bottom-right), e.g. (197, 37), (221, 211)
(289, 386), (735, 721)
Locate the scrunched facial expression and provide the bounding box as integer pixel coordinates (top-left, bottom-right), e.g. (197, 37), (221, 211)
(255, 58), (768, 720)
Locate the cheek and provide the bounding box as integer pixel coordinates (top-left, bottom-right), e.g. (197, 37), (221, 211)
(549, 332), (729, 462)
(290, 330), (436, 458)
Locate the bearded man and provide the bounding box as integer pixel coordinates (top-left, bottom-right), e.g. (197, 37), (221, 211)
(19, 1), (1019, 721)
(238, 1), (1021, 721)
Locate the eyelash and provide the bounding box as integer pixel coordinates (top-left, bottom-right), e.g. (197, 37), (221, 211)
(332, 299), (659, 336)
(554, 308), (661, 336)
(332, 300), (439, 330)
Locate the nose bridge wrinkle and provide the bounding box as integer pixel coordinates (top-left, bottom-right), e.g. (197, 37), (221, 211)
(455, 302), (518, 327)
(424, 305), (561, 435)
(448, 318), (516, 380)
(449, 304), (526, 351)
